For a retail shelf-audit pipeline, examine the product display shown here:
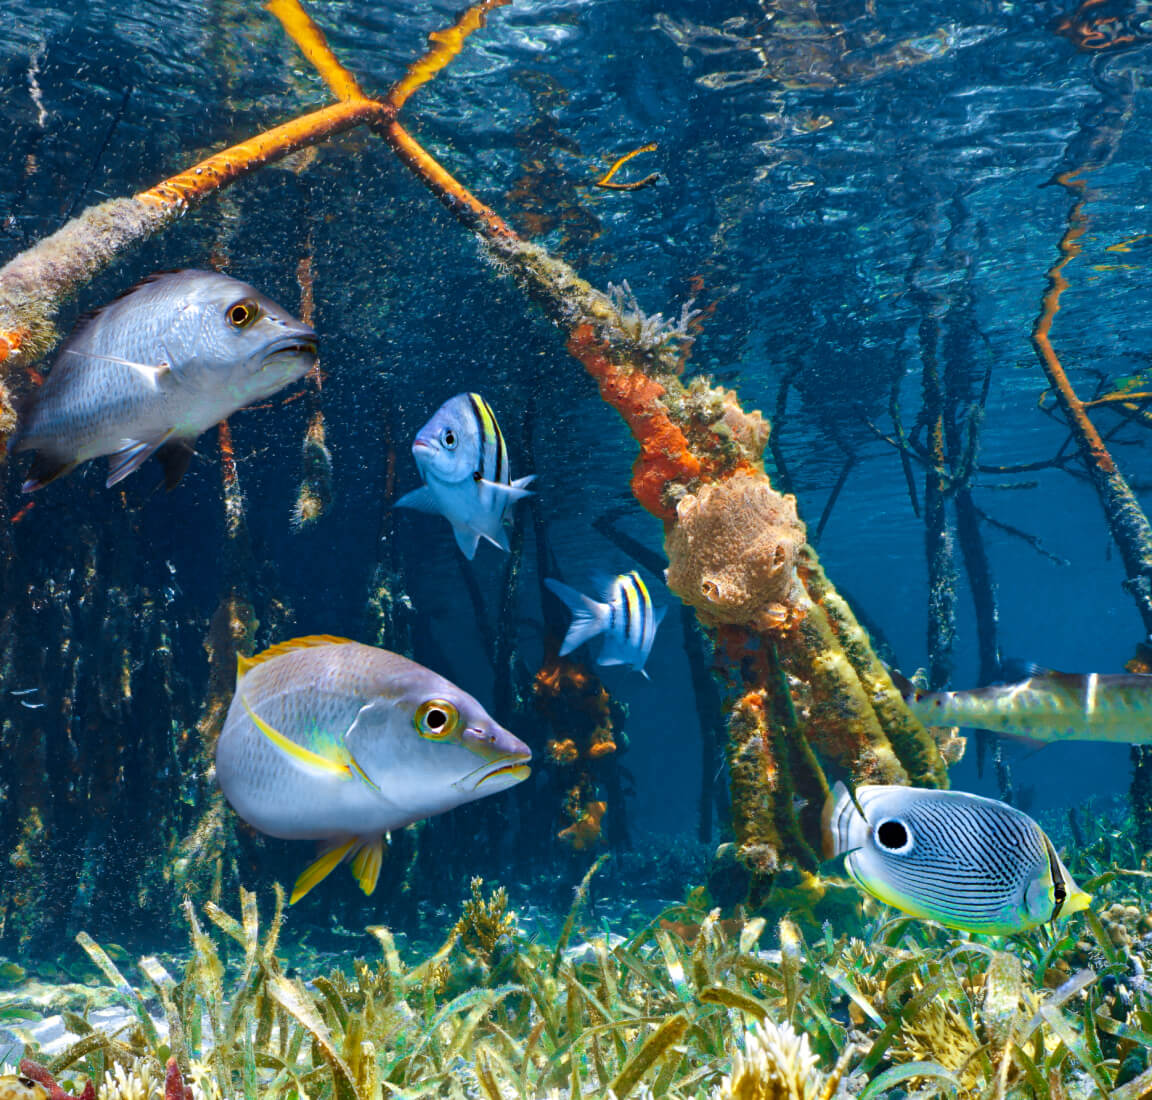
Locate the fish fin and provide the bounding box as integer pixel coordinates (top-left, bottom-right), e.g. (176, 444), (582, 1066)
(240, 692), (352, 779)
(597, 655), (627, 667)
(344, 701), (394, 793)
(106, 431), (177, 487)
(240, 635), (357, 674)
(545, 578), (608, 655)
(350, 837), (385, 896)
(477, 478), (534, 502)
(478, 522), (511, 553)
(995, 658), (1053, 683)
(156, 439), (195, 489)
(453, 526), (482, 559)
(512, 475), (535, 490)
(21, 451), (78, 493)
(885, 665), (917, 699)
(653, 603), (668, 626)
(394, 486), (440, 514)
(821, 781), (857, 861)
(62, 348), (174, 389)
(290, 838), (358, 904)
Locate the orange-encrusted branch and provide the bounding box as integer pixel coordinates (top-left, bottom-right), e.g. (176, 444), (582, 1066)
(0, 0), (950, 894)
(1030, 172), (1152, 632)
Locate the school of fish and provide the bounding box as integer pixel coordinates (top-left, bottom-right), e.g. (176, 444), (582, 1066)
(7, 268), (1137, 934)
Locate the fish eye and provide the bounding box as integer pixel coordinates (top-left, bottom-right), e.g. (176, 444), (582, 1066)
(442, 429), (457, 450)
(226, 299), (260, 329)
(18, 1080), (36, 1091)
(415, 698), (459, 739)
(875, 818), (912, 853)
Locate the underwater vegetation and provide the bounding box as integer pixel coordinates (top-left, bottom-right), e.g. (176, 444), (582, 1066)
(5, 835), (1152, 1100)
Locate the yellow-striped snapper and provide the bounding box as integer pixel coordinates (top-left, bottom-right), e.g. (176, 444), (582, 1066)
(822, 782), (1089, 935)
(903, 663), (1152, 743)
(545, 571), (665, 677)
(9, 270), (317, 492)
(395, 392), (534, 560)
(215, 635), (531, 902)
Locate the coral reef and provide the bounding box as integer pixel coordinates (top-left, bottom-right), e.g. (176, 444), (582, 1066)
(712, 1018), (846, 1100)
(665, 473), (807, 631)
(291, 410), (333, 529)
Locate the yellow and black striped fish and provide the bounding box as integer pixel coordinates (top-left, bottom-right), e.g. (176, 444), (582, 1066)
(545, 571), (665, 677)
(823, 783), (1089, 934)
(396, 392), (534, 560)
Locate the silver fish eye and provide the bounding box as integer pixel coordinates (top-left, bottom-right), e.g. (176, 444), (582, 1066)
(442, 428), (457, 449)
(874, 817), (913, 853)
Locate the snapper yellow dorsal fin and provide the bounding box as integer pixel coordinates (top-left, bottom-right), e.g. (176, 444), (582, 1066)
(236, 635), (358, 680)
(290, 839), (358, 904)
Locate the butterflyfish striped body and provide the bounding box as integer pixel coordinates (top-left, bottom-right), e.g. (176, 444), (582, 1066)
(395, 392), (534, 560)
(215, 635), (531, 902)
(823, 783), (1089, 935)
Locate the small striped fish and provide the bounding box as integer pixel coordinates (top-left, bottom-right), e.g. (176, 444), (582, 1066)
(395, 392), (534, 560)
(904, 665), (1152, 743)
(545, 571), (665, 677)
(823, 783), (1089, 935)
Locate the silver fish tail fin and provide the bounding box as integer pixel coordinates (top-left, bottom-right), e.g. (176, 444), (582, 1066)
(21, 449), (79, 493)
(545, 578), (608, 656)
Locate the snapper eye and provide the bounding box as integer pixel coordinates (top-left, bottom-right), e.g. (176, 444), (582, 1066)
(227, 299), (260, 329)
(415, 698), (459, 739)
(875, 818), (912, 853)
(442, 429), (457, 449)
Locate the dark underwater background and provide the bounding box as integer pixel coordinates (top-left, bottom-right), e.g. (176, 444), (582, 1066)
(2, 0), (1152, 965)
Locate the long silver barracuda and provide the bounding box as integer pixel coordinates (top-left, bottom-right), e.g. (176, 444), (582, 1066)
(8, 269), (318, 492)
(904, 667), (1152, 742)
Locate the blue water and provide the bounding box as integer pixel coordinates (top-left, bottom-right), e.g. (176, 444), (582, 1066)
(3, 0), (1152, 952)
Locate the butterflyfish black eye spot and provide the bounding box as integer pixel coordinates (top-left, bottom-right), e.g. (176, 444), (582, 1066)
(227, 299), (259, 329)
(19, 1079), (36, 1090)
(876, 818), (910, 851)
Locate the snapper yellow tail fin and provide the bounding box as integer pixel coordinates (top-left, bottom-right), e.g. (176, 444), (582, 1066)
(350, 837), (385, 896)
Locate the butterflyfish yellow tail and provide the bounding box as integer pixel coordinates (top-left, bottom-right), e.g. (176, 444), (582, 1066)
(240, 693), (351, 779)
(350, 837), (385, 896)
(1061, 885), (1091, 918)
(290, 838), (358, 904)
(236, 635), (358, 681)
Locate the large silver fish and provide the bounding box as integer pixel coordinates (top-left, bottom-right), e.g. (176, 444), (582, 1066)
(823, 782), (1089, 935)
(215, 635), (531, 902)
(8, 269), (317, 492)
(904, 665), (1152, 743)
(545, 571), (665, 677)
(395, 392), (534, 559)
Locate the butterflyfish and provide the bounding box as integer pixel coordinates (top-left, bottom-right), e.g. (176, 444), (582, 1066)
(822, 782), (1089, 935)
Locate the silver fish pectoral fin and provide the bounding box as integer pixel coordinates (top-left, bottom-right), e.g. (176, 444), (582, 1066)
(393, 485), (440, 513)
(107, 430), (179, 487)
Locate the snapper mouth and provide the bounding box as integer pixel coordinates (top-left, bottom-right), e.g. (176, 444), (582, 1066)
(455, 752), (532, 793)
(257, 332), (319, 371)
